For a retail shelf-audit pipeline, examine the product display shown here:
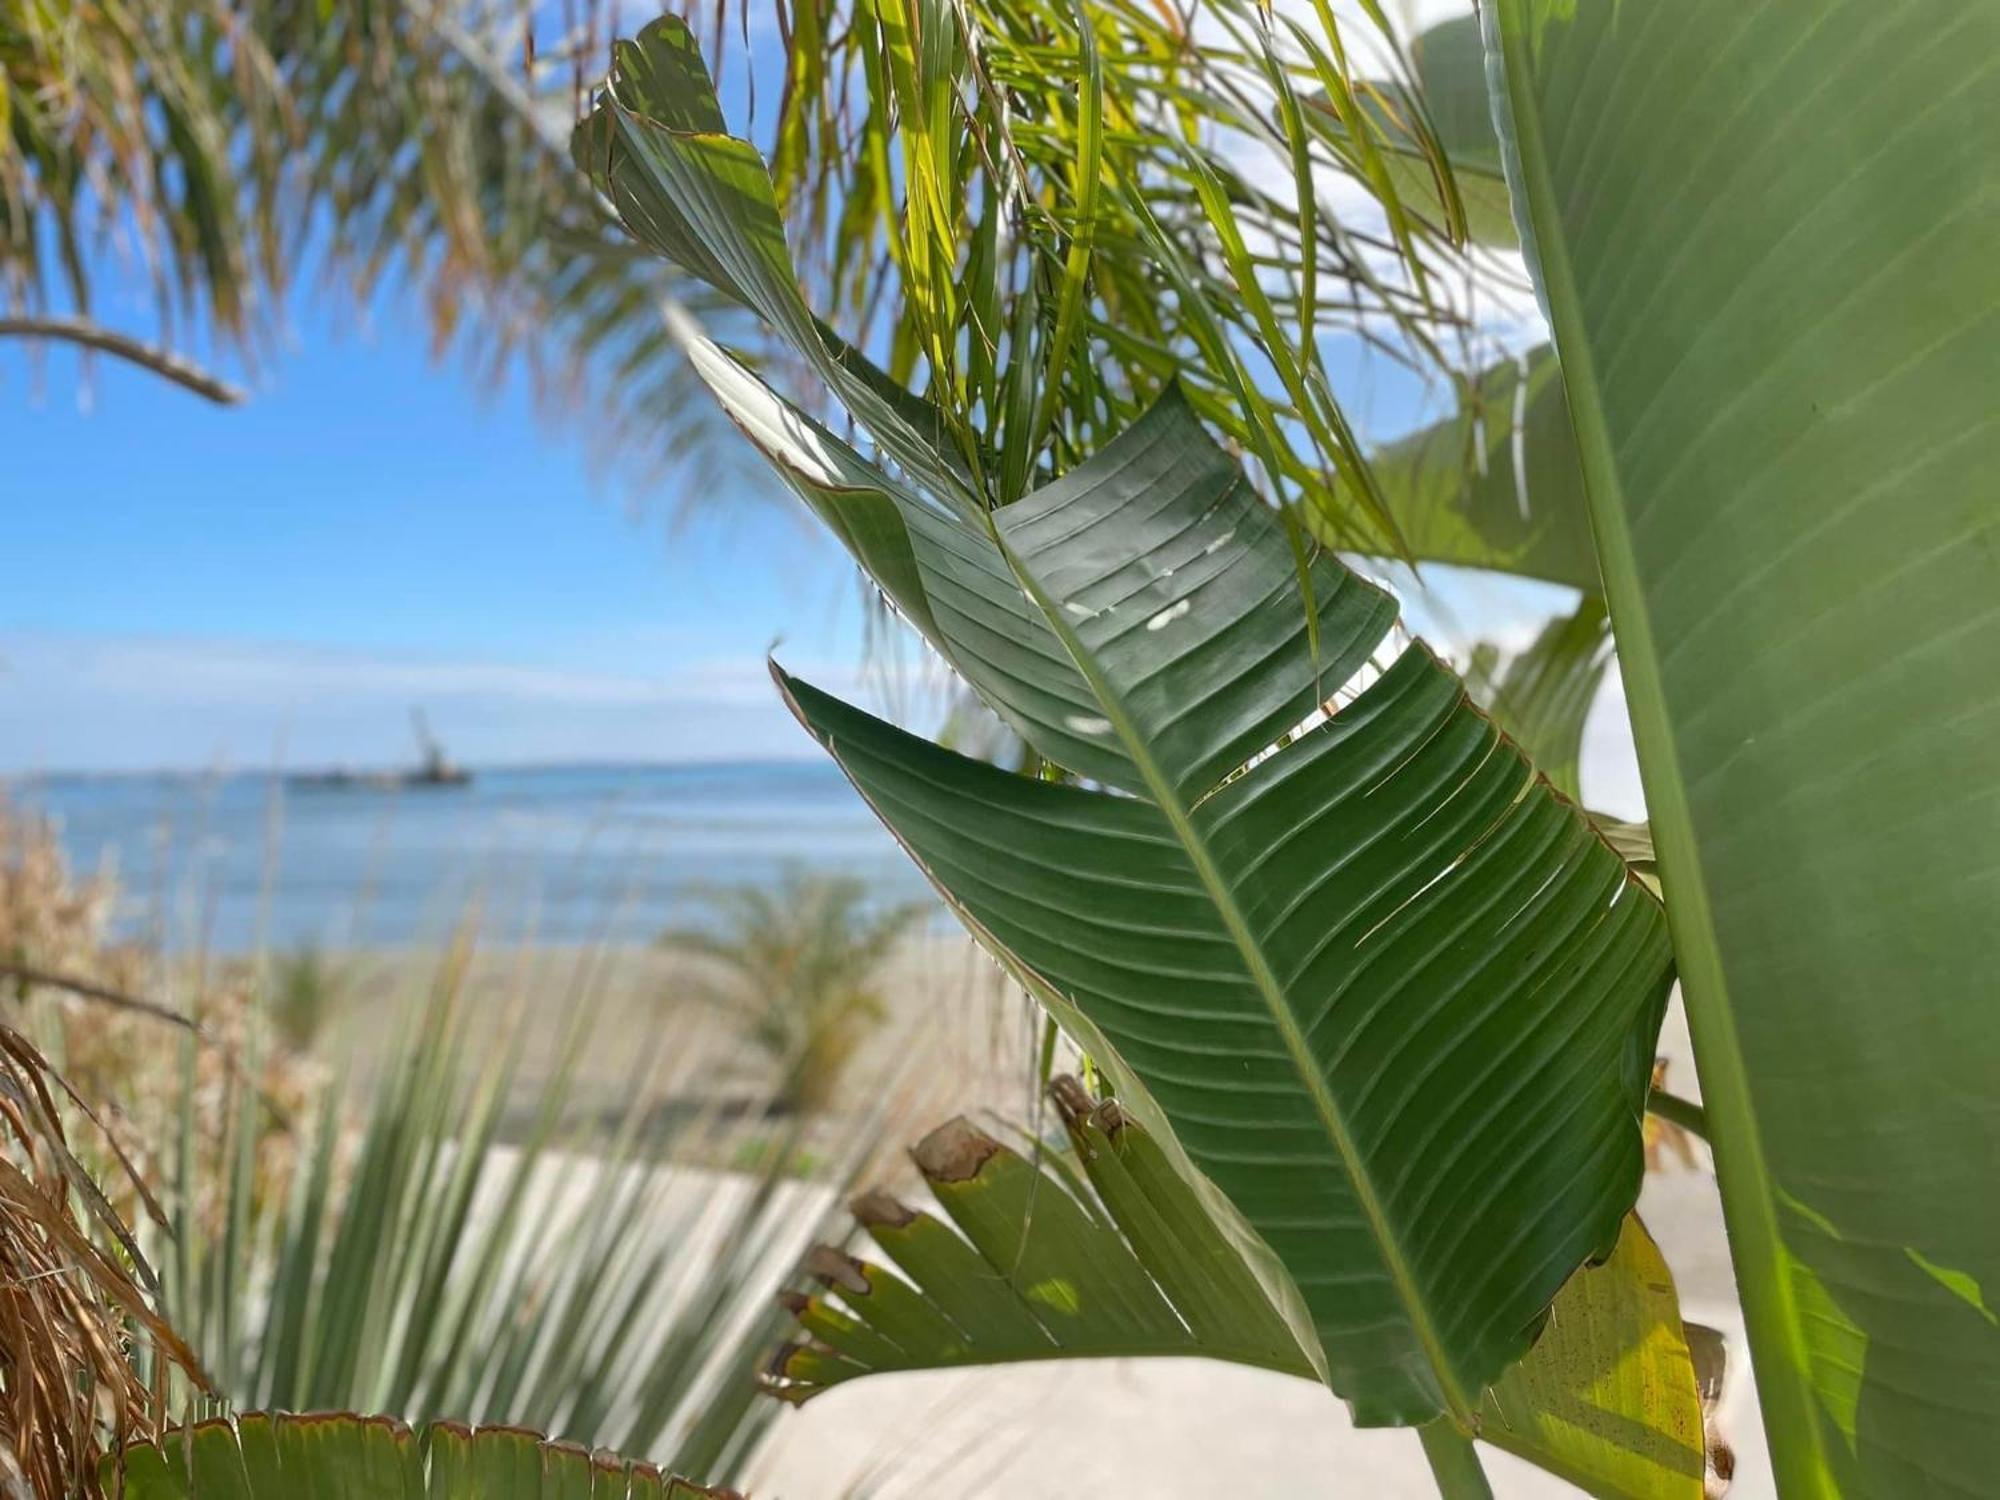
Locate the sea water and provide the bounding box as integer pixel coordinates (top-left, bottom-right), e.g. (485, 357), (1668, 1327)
(8, 761), (932, 952)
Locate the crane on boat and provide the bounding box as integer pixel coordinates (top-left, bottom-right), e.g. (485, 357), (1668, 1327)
(288, 708), (472, 790)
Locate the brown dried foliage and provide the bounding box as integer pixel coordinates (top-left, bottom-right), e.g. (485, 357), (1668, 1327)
(0, 1024), (211, 1497)
(0, 799), (242, 1491)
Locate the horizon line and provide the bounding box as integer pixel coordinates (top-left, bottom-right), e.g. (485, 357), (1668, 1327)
(2, 750), (835, 783)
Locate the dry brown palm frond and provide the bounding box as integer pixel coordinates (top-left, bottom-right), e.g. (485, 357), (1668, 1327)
(0, 798), (224, 1492)
(0, 1023), (207, 1499)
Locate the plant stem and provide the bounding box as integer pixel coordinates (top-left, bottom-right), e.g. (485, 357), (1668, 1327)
(1417, 1422), (1493, 1500)
(1647, 1088), (1710, 1142)
(0, 960), (197, 1030)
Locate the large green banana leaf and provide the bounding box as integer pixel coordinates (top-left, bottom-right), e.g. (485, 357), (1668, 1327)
(759, 383), (1675, 1428)
(575, 5), (1673, 1435)
(772, 1088), (1710, 1500)
(682, 287), (1679, 1432)
(109, 1414), (732, 1498)
(1483, 2), (2000, 1493)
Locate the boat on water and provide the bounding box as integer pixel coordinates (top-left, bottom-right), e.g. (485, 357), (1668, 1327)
(288, 710), (472, 791)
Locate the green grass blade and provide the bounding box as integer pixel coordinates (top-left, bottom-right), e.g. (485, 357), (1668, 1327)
(1027, 0), (1103, 461)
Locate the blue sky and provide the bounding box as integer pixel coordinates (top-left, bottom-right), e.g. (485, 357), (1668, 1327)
(0, 289), (1463, 776)
(1, 282), (890, 773)
(0, 246), (1443, 778)
(0, 13), (889, 776)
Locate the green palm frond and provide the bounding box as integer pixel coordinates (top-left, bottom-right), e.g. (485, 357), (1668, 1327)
(663, 869), (930, 1112)
(593, 0), (1486, 548)
(1, 0), (752, 497)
